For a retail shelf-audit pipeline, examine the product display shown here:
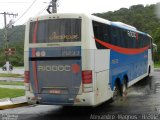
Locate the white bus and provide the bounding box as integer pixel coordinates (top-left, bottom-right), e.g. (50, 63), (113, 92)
(24, 13), (154, 106)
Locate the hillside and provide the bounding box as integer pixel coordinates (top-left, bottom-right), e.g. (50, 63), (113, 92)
(93, 3), (160, 49)
(0, 3), (160, 66)
(0, 25), (25, 47)
(94, 3), (160, 63)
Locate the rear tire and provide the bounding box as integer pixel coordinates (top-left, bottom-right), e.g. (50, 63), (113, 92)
(148, 66), (151, 77)
(112, 78), (127, 102)
(122, 79), (127, 97)
(112, 82), (122, 101)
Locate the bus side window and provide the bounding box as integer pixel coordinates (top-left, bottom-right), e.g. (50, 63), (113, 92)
(120, 29), (126, 48)
(103, 25), (110, 43)
(92, 21), (110, 49)
(111, 26), (119, 46)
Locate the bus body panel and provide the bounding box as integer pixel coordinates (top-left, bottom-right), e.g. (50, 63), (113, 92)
(28, 46), (82, 105)
(93, 49), (113, 104)
(110, 50), (148, 90)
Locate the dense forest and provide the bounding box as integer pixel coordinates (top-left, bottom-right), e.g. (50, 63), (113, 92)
(0, 3), (160, 66)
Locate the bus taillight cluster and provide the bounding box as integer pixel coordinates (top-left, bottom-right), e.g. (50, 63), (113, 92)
(82, 70), (92, 84)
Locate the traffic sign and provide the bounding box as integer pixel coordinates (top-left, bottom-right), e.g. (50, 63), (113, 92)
(4, 48), (16, 55)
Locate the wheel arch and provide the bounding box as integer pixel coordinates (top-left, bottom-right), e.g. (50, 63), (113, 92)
(113, 77), (121, 90)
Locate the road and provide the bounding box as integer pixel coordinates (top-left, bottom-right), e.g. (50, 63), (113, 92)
(0, 67), (24, 82)
(0, 67), (24, 75)
(0, 71), (160, 120)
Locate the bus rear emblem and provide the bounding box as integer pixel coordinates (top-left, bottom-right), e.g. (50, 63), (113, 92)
(38, 65), (71, 72)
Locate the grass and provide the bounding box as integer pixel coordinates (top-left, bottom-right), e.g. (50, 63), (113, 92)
(154, 63), (160, 68)
(0, 73), (23, 78)
(13, 66), (24, 69)
(0, 81), (24, 86)
(0, 88), (25, 99)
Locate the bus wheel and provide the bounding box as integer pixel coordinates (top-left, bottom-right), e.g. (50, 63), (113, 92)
(122, 79), (127, 97)
(148, 66), (151, 77)
(112, 82), (121, 101)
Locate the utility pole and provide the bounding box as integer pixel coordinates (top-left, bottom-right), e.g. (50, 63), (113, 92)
(47, 0), (58, 14)
(0, 12), (18, 49)
(52, 0), (57, 13)
(0, 12), (18, 72)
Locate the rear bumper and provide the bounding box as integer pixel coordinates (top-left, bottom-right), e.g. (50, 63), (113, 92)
(28, 92), (96, 106)
(73, 92), (95, 106)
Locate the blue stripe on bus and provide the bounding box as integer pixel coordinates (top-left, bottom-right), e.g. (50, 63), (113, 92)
(109, 50), (148, 90)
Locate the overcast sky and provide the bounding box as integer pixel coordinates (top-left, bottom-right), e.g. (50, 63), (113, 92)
(0, 0), (160, 28)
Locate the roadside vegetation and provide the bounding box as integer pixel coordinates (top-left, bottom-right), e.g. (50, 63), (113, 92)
(154, 63), (160, 68)
(0, 73), (23, 78)
(0, 81), (24, 86)
(0, 88), (25, 99)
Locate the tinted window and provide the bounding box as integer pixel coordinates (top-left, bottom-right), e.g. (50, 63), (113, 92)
(92, 21), (111, 49)
(93, 20), (151, 49)
(111, 26), (121, 46)
(29, 19), (81, 43)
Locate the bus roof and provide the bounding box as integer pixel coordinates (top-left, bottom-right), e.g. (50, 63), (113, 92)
(111, 22), (137, 30)
(110, 21), (147, 35)
(28, 13), (149, 36)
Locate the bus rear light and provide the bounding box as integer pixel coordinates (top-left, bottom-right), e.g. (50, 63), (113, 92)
(24, 71), (30, 83)
(36, 51), (40, 57)
(82, 70), (92, 84)
(41, 51), (46, 56)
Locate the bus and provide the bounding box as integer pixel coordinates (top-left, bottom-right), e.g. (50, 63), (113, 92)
(24, 13), (154, 106)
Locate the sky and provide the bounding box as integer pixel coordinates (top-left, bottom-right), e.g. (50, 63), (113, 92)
(0, 0), (160, 28)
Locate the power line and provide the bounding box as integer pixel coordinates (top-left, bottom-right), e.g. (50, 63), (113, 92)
(4, 4), (47, 39)
(14, 0), (37, 23)
(0, 2), (31, 4)
(8, 4), (47, 38)
(7, 0), (37, 38)
(8, 23), (25, 39)
(35, 4), (48, 16)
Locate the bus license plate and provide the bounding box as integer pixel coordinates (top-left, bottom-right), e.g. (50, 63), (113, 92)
(49, 89), (61, 94)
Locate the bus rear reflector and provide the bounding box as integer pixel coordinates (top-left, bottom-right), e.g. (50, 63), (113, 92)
(24, 71), (30, 83)
(82, 70), (92, 84)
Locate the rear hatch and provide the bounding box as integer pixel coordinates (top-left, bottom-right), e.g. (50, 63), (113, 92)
(28, 18), (82, 104)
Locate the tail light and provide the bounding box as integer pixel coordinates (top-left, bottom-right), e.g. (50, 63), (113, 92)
(82, 70), (92, 84)
(24, 71), (30, 83)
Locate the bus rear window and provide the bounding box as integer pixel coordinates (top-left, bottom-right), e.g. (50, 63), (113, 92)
(29, 19), (81, 43)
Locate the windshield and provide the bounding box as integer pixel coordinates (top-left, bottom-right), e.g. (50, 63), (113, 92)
(29, 19), (81, 43)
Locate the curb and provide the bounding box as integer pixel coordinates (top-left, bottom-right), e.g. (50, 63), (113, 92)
(0, 85), (25, 89)
(0, 102), (28, 110)
(0, 77), (24, 82)
(154, 68), (160, 72)
(0, 97), (28, 110)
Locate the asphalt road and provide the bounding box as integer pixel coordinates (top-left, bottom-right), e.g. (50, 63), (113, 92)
(0, 67), (24, 75)
(0, 71), (160, 120)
